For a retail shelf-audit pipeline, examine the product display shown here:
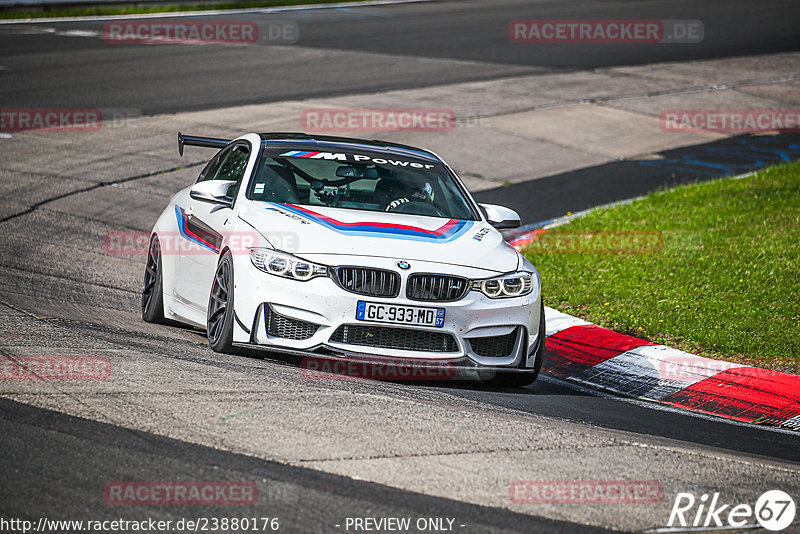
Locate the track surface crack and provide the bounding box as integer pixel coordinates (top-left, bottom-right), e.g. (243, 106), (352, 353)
(0, 160), (204, 224)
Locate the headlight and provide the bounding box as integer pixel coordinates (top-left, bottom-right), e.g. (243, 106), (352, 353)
(250, 249), (328, 281)
(472, 272), (533, 298)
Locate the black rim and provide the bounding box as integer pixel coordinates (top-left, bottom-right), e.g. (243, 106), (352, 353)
(142, 238), (159, 314)
(208, 259), (230, 343)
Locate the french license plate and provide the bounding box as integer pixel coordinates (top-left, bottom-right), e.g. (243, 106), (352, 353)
(356, 301), (445, 328)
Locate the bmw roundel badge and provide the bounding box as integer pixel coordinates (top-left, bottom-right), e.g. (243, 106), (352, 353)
(397, 261), (411, 270)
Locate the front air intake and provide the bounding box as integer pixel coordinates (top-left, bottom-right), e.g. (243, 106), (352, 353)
(333, 267), (400, 298)
(406, 274), (470, 302)
(265, 307), (319, 340)
(330, 325), (458, 353)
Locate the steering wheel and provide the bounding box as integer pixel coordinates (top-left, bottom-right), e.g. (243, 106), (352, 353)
(386, 199), (446, 217)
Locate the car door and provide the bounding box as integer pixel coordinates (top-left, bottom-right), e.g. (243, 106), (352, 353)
(175, 142), (251, 310)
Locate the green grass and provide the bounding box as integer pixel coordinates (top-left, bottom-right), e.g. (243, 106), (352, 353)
(524, 160), (800, 372)
(0, 0), (361, 20)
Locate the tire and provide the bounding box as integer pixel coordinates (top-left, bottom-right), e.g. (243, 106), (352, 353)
(142, 236), (166, 324)
(484, 302), (546, 388)
(207, 251), (237, 354)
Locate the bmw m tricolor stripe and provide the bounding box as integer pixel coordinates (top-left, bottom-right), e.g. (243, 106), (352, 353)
(175, 206), (220, 252)
(279, 151), (321, 158)
(268, 203), (473, 242)
(276, 150), (436, 168)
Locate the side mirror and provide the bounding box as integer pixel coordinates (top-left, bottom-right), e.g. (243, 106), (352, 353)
(189, 180), (236, 206)
(479, 203), (521, 230)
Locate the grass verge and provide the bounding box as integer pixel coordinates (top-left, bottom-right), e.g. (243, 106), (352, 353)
(524, 160), (800, 372)
(0, 0), (367, 20)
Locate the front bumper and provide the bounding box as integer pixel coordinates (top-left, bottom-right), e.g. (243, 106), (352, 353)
(232, 255), (542, 370)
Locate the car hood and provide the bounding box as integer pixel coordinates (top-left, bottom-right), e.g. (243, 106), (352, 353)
(239, 202), (519, 274)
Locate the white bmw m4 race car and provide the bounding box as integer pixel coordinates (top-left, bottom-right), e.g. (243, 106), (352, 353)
(142, 132), (544, 386)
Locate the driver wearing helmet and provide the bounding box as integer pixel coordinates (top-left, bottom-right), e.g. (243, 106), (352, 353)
(385, 180), (435, 212)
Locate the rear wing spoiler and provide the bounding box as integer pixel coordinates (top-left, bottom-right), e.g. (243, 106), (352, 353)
(177, 132), (230, 156)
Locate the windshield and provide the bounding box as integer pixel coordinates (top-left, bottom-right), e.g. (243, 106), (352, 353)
(246, 147), (478, 220)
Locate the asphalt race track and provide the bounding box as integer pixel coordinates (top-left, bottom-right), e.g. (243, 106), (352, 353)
(0, 399), (608, 533)
(1, 1), (800, 532)
(1, 0), (799, 113)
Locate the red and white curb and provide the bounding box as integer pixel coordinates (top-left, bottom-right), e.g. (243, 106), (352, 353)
(542, 307), (800, 431)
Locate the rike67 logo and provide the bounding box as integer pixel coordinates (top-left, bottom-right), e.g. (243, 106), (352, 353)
(668, 490), (796, 531)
